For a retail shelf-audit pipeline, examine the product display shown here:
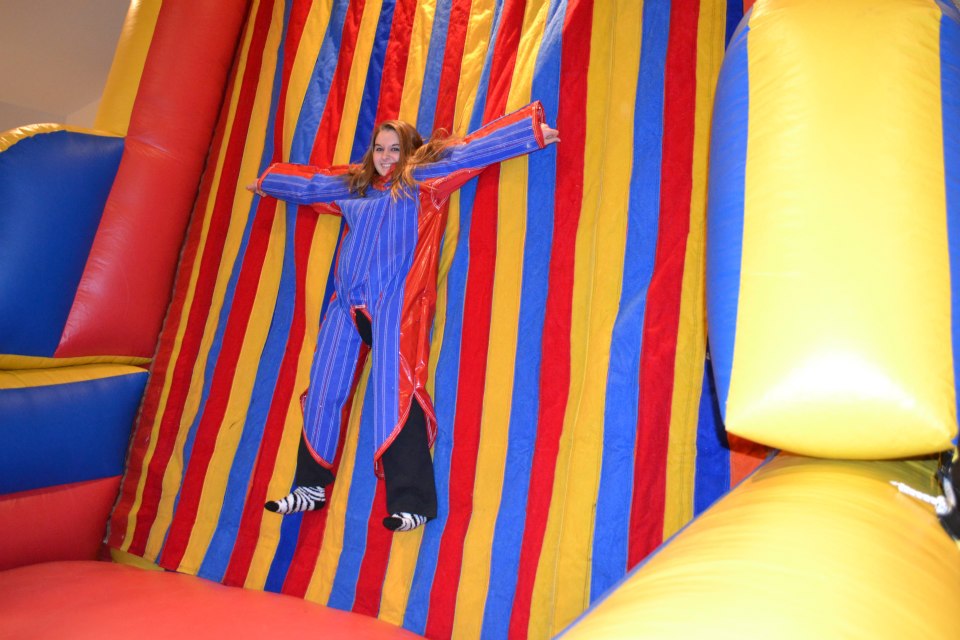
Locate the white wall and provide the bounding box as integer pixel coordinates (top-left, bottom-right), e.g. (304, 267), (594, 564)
(0, 0), (129, 132)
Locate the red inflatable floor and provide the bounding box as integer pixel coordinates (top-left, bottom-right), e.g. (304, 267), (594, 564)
(0, 560), (421, 639)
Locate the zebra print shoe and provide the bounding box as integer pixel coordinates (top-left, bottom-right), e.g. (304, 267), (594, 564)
(265, 486), (326, 515)
(383, 512), (428, 532)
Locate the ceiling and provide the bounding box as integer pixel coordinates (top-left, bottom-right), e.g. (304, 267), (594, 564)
(0, 0), (130, 132)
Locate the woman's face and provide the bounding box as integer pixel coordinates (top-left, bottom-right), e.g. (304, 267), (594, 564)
(373, 128), (401, 177)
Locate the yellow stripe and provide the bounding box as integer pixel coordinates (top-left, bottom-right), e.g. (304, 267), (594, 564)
(332, 0), (384, 165)
(379, 526), (425, 626)
(95, 0), (162, 135)
(110, 547), (163, 570)
(450, 3), (548, 637)
(177, 204), (288, 573)
(730, 0), (955, 457)
(529, 1), (641, 636)
(428, 192), (461, 393)
(0, 354), (149, 370)
(0, 364), (146, 389)
(397, 0), (437, 124)
(122, 0), (274, 559)
(662, 0), (726, 539)
(304, 364), (371, 605)
(452, 2), (496, 133)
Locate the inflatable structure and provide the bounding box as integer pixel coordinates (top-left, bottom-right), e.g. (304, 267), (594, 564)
(1, 0), (957, 638)
(568, 0), (960, 636)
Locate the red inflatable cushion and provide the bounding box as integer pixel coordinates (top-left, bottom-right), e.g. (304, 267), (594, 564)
(0, 561), (421, 638)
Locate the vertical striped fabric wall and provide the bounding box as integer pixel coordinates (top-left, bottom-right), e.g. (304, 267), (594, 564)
(108, 1), (756, 636)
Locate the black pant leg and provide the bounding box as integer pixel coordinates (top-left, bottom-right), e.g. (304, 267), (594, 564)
(294, 432), (335, 487)
(381, 400), (437, 518)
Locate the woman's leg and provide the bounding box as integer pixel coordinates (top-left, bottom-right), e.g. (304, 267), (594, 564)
(356, 308), (436, 530)
(294, 432), (335, 487)
(266, 299), (365, 514)
(381, 400), (437, 529)
(264, 433), (336, 514)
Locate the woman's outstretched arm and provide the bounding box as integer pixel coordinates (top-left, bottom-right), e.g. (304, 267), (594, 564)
(414, 101), (559, 200)
(248, 163), (353, 205)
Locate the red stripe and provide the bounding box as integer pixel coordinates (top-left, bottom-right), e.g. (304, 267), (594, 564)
(628, 0), (700, 567)
(351, 482), (392, 616)
(728, 435), (768, 486)
(423, 2), (527, 636)
(309, 0), (367, 165)
(507, 0), (591, 636)
(431, 0), (473, 132)
(119, 3), (275, 557)
(374, 0), (418, 122)
(281, 348), (368, 597)
(423, 166), (501, 640)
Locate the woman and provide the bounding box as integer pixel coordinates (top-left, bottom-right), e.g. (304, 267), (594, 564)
(251, 102), (559, 532)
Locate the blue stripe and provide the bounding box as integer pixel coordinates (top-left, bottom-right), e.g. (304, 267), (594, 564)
(480, 1), (564, 635)
(725, 0), (744, 47)
(0, 371), (147, 493)
(0, 131), (123, 356)
(350, 0), (397, 162)
(938, 0), (960, 445)
(415, 0), (454, 133)
(693, 358), (730, 515)
(590, 0), (670, 601)
(705, 16), (750, 420)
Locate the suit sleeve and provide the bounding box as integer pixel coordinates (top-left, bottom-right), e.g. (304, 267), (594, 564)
(256, 163), (354, 206)
(414, 101), (546, 201)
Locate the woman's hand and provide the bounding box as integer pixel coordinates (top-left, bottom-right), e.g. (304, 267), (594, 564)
(541, 123), (560, 145)
(246, 182), (265, 197)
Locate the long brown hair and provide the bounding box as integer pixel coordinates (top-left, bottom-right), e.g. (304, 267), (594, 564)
(347, 120), (459, 198)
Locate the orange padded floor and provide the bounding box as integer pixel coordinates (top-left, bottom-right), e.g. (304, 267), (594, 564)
(0, 561), (421, 639)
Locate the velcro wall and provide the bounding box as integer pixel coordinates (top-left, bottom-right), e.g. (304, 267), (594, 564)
(107, 1), (760, 637)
